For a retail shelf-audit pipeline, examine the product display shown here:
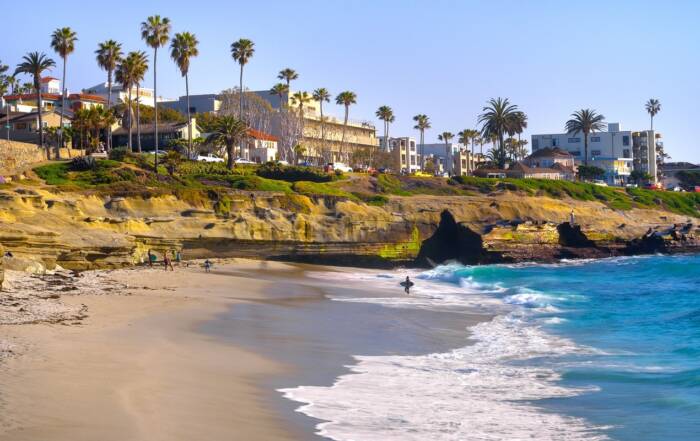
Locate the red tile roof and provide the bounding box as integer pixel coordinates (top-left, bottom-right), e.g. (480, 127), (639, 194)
(247, 128), (278, 142)
(68, 93), (106, 103)
(3, 93), (62, 101)
(41, 77), (59, 83)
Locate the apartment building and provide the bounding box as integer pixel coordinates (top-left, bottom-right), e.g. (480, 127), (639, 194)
(380, 137), (420, 172)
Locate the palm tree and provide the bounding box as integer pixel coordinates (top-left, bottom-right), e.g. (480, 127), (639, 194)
(565, 109), (606, 166)
(130, 51), (149, 153)
(412, 114), (431, 170)
(278, 68), (298, 90)
(115, 52), (140, 152)
(50, 27), (77, 157)
(230, 38), (255, 120)
(375, 105), (395, 153)
(313, 88), (331, 161)
(478, 97), (519, 168)
(205, 115), (248, 169)
(645, 98), (661, 131)
(291, 91), (312, 129)
(438, 131), (454, 173)
(170, 32), (199, 157)
(509, 111), (528, 144)
(95, 40), (123, 152)
(141, 15), (171, 172)
(14, 52), (56, 157)
(335, 91), (357, 161)
(458, 129), (478, 172)
(270, 83), (289, 112)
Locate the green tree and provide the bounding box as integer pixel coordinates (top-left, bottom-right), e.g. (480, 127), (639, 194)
(375, 105), (395, 153)
(630, 169), (653, 185)
(230, 38), (255, 120)
(412, 114), (431, 170)
(270, 83), (289, 112)
(130, 51), (149, 153)
(676, 170), (700, 190)
(141, 14), (172, 172)
(313, 88), (331, 161)
(478, 97), (519, 169)
(115, 52), (140, 152)
(95, 40), (123, 151)
(335, 91), (357, 161)
(14, 52), (56, 157)
(171, 32), (199, 156)
(645, 98), (661, 131)
(162, 150), (184, 176)
(50, 27), (77, 157)
(291, 90), (312, 131)
(277, 68), (298, 90)
(205, 115), (248, 169)
(565, 109), (606, 166)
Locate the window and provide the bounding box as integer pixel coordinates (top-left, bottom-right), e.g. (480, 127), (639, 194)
(591, 150), (601, 156)
(552, 138), (558, 147)
(622, 135), (630, 146)
(591, 136), (601, 142)
(401, 154), (406, 163)
(570, 151), (581, 157)
(568, 137), (581, 143)
(410, 156), (416, 165)
(532, 139), (539, 149)
(189, 107), (196, 113)
(16, 123), (27, 130)
(623, 149), (630, 158)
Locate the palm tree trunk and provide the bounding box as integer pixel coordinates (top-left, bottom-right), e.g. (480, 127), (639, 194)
(185, 72), (191, 158)
(238, 65), (244, 120)
(36, 81), (48, 159)
(107, 70), (113, 152)
(584, 133), (589, 166)
(136, 83), (142, 153)
(320, 102), (325, 163)
(153, 48), (159, 173)
(650, 115), (654, 131)
(227, 142), (234, 169)
(57, 55), (67, 160)
(127, 88), (133, 153)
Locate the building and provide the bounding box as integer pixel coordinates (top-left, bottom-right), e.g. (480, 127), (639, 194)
(83, 82), (163, 107)
(246, 128), (279, 163)
(522, 147), (576, 181)
(632, 130), (663, 182)
(253, 90), (379, 163)
(452, 149), (483, 176)
(659, 162), (700, 189)
(380, 137), (420, 172)
(40, 77), (61, 94)
(161, 94), (222, 115)
(474, 162), (564, 180)
(112, 118), (200, 150)
(2, 109), (73, 143)
(531, 123), (635, 185)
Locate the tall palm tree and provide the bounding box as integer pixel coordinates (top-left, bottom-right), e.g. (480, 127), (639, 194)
(230, 38), (255, 120)
(170, 32), (199, 157)
(205, 115), (248, 170)
(509, 111), (528, 144)
(0, 61), (9, 142)
(645, 98), (661, 131)
(335, 91), (357, 161)
(565, 109), (606, 166)
(95, 40), (123, 151)
(313, 87), (331, 161)
(438, 131), (454, 173)
(141, 15), (171, 172)
(15, 52), (56, 157)
(412, 114), (431, 170)
(116, 53), (139, 152)
(375, 105), (395, 153)
(129, 51), (149, 153)
(270, 83), (289, 112)
(291, 90), (312, 129)
(278, 68), (298, 90)
(478, 97), (519, 168)
(50, 27), (77, 157)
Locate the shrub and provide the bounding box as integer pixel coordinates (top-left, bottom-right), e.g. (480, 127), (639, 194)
(71, 156), (97, 171)
(292, 181), (356, 199)
(109, 147), (128, 161)
(256, 162), (334, 182)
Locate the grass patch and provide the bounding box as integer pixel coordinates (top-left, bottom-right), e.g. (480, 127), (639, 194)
(292, 181), (356, 199)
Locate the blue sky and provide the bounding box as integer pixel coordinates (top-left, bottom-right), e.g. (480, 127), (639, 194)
(2, 0), (697, 161)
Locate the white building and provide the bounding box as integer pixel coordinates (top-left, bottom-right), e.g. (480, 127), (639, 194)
(83, 82), (166, 108)
(380, 137), (420, 172)
(40, 77), (61, 94)
(531, 123), (635, 185)
(246, 128), (279, 163)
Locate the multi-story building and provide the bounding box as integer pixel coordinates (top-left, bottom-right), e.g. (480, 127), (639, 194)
(632, 130), (662, 182)
(161, 94), (222, 115)
(83, 82), (163, 107)
(3, 78), (106, 114)
(379, 137), (420, 172)
(452, 149), (483, 176)
(40, 77), (61, 94)
(531, 123), (635, 185)
(252, 90), (379, 164)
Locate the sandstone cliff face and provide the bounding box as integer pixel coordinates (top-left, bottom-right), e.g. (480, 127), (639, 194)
(0, 186), (696, 271)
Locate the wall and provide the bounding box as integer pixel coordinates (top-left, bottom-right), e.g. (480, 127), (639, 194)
(0, 140), (81, 175)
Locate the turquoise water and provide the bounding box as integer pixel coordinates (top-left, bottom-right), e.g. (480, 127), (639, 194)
(454, 254), (700, 440)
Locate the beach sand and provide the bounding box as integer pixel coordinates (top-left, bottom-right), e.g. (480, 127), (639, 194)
(0, 259), (490, 441)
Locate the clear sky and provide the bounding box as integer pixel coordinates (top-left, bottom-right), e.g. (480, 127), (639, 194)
(2, 0), (697, 161)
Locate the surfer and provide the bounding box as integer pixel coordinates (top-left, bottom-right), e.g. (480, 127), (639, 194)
(401, 276), (414, 294)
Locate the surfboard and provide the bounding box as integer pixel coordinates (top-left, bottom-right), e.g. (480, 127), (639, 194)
(400, 281), (414, 288)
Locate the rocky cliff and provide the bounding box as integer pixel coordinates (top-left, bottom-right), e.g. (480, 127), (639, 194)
(0, 185), (697, 278)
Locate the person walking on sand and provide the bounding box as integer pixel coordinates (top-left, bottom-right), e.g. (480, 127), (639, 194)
(204, 259), (212, 273)
(147, 249), (154, 267)
(163, 254), (174, 271)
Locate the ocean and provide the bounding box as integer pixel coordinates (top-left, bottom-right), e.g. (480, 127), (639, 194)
(280, 254), (700, 440)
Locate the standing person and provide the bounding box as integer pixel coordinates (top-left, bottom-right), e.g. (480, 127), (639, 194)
(402, 276), (413, 295)
(204, 259), (212, 273)
(175, 249), (182, 264)
(570, 209), (576, 227)
(147, 249), (154, 267)
(164, 254), (174, 271)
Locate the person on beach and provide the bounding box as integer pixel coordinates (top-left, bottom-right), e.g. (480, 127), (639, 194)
(147, 249), (154, 267)
(204, 259), (212, 273)
(403, 276), (412, 295)
(163, 254), (174, 271)
(569, 209), (576, 226)
(175, 249), (182, 264)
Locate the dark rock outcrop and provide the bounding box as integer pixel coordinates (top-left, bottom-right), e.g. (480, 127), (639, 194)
(416, 210), (502, 266)
(557, 222), (596, 248)
(624, 231), (668, 255)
